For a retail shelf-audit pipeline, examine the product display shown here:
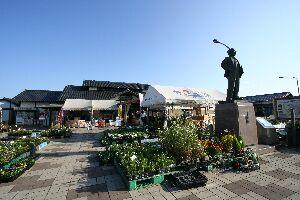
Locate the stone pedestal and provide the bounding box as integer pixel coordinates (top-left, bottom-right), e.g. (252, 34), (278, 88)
(215, 101), (258, 146)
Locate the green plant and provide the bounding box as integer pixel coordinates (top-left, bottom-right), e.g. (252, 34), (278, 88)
(232, 136), (242, 154)
(221, 134), (245, 154)
(221, 134), (235, 153)
(206, 143), (223, 156)
(100, 127), (150, 147)
(237, 136), (245, 149)
(159, 118), (204, 161)
(7, 129), (32, 137)
(111, 143), (175, 179)
(0, 138), (49, 167)
(0, 123), (10, 133)
(41, 127), (72, 137)
(97, 151), (113, 165)
(0, 157), (35, 182)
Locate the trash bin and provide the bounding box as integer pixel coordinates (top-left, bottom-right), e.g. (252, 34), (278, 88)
(256, 117), (278, 145)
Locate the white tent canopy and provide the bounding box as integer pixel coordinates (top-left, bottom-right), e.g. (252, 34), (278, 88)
(62, 99), (118, 111)
(141, 85), (226, 108)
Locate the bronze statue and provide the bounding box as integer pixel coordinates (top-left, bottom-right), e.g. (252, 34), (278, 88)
(221, 48), (244, 102)
(213, 39), (244, 103)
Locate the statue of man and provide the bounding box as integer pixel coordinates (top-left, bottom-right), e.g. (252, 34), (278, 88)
(221, 48), (244, 103)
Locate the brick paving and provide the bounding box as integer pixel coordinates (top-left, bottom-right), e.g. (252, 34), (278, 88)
(1, 129), (300, 200)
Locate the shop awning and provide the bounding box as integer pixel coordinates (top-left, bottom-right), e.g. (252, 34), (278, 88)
(38, 104), (64, 108)
(92, 100), (118, 110)
(62, 99), (92, 111)
(62, 99), (118, 111)
(13, 107), (37, 111)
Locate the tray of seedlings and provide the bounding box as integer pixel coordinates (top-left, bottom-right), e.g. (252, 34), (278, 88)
(169, 169), (208, 189)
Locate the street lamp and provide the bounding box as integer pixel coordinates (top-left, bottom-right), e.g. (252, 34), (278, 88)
(278, 76), (300, 96)
(213, 39), (231, 50)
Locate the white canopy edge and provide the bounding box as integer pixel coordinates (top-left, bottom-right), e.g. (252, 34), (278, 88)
(141, 85), (226, 108)
(62, 99), (118, 111)
(62, 99), (92, 111)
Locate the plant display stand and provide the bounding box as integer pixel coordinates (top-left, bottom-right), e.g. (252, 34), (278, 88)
(0, 157), (35, 183)
(1, 151), (31, 170)
(116, 164), (165, 190)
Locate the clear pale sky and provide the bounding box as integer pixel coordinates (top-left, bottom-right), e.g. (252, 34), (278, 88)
(0, 0), (299, 98)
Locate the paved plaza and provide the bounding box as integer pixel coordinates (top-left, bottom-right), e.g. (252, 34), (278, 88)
(1, 129), (300, 200)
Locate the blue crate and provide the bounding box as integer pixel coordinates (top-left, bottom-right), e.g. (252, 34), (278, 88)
(36, 141), (48, 151)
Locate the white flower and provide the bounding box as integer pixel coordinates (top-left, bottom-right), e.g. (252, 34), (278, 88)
(130, 155), (137, 161)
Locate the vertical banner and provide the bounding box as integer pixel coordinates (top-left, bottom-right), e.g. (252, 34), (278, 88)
(118, 104), (122, 118)
(139, 93), (144, 107)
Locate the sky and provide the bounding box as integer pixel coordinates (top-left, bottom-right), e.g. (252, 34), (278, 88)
(0, 0), (300, 98)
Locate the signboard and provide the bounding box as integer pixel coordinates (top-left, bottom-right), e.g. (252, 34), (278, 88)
(277, 99), (300, 119)
(16, 117), (24, 125)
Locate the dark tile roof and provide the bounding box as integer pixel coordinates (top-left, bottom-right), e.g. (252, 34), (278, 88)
(59, 85), (135, 101)
(13, 90), (63, 102)
(82, 80), (149, 91)
(241, 92), (293, 103)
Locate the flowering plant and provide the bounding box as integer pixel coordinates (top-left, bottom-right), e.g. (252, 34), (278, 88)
(0, 138), (49, 166)
(41, 127), (72, 137)
(0, 157), (35, 182)
(111, 143), (175, 179)
(204, 142), (223, 156)
(101, 127), (150, 146)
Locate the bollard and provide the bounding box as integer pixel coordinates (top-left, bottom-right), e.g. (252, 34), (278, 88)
(291, 108), (297, 146)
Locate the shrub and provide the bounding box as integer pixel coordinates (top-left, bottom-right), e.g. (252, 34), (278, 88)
(237, 135), (245, 148)
(221, 134), (234, 153)
(221, 134), (245, 154)
(232, 136), (242, 154)
(159, 118), (204, 161)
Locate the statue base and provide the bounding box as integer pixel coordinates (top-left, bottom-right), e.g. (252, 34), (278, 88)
(215, 100), (258, 146)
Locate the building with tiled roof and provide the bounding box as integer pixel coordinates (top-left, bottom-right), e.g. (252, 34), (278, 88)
(59, 80), (149, 101)
(0, 98), (19, 124)
(82, 80), (149, 91)
(241, 92), (293, 117)
(8, 80), (149, 127)
(12, 90), (63, 126)
(59, 85), (132, 101)
(13, 90), (62, 103)
(241, 92), (292, 103)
